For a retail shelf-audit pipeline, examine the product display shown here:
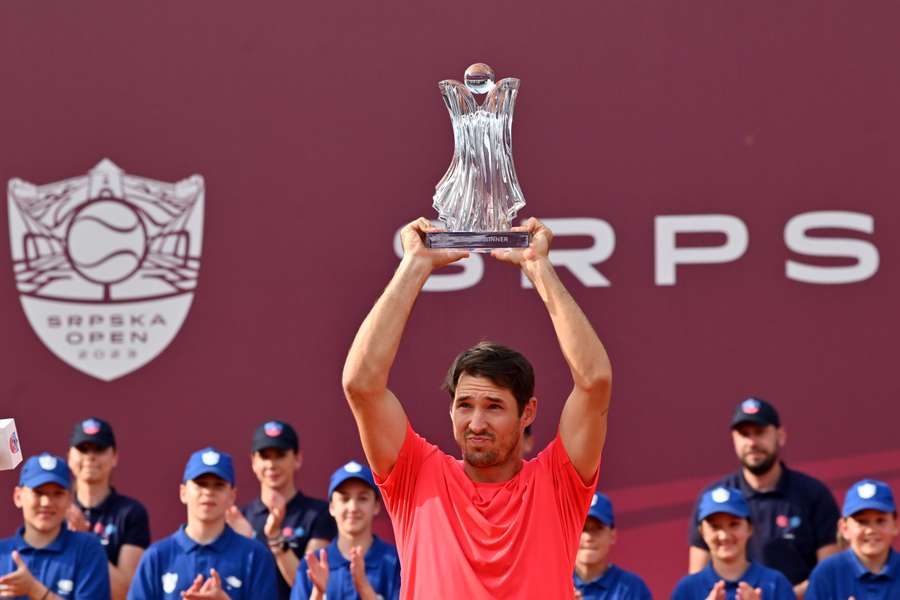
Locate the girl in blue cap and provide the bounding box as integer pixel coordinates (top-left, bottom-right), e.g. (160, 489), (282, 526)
(672, 486), (795, 600)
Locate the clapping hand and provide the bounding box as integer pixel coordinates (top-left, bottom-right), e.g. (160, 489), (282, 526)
(306, 548), (329, 594)
(704, 580), (727, 600)
(736, 581), (763, 600)
(263, 491), (286, 540)
(349, 546), (379, 600)
(224, 507), (255, 538)
(181, 568), (231, 599)
(66, 503), (90, 532)
(0, 552), (43, 598)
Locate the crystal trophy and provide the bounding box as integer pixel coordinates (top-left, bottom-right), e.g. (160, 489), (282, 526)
(426, 63), (530, 251)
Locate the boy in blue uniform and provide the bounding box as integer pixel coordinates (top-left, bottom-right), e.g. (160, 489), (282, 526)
(0, 453), (110, 599)
(128, 447), (277, 600)
(574, 491), (652, 599)
(806, 479), (900, 600)
(291, 461), (400, 600)
(66, 417), (150, 600)
(673, 486), (795, 600)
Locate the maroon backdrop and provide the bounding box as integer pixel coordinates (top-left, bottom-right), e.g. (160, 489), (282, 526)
(2, 2), (899, 596)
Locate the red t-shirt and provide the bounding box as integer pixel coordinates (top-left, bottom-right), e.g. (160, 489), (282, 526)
(374, 423), (599, 599)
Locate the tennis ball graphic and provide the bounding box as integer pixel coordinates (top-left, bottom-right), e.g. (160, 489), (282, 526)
(66, 200), (147, 285)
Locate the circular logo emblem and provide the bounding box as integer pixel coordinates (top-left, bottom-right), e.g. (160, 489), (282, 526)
(264, 422), (283, 437)
(82, 419), (101, 435)
(591, 494), (599, 507)
(38, 455), (57, 471)
(790, 516), (802, 528)
(201, 451), (220, 466)
(858, 482), (877, 499)
(282, 527), (294, 538)
(776, 514), (789, 528)
(64, 199), (148, 286)
(9, 431), (19, 455)
(344, 461), (363, 474)
(711, 487), (730, 503)
(94, 522), (104, 534)
(741, 399), (761, 414)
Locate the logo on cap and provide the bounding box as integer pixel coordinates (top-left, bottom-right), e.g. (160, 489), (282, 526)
(9, 431), (18, 455)
(82, 419), (101, 435)
(201, 451), (220, 466)
(344, 461), (363, 474)
(858, 482), (877, 499)
(711, 487), (731, 503)
(264, 421), (283, 437)
(226, 576), (242, 589)
(591, 494), (599, 507)
(39, 455), (57, 470)
(162, 573), (178, 594)
(741, 399), (761, 414)
(57, 580), (73, 593)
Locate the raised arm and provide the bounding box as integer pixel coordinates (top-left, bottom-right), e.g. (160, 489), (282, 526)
(342, 218), (468, 476)
(492, 218), (612, 482)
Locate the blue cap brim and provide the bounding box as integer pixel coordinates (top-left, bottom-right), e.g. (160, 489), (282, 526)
(698, 507), (750, 522)
(328, 474), (378, 498)
(844, 501), (896, 518)
(21, 473), (70, 490)
(183, 467), (233, 486)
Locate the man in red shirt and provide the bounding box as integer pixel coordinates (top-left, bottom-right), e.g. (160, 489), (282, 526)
(342, 217), (612, 599)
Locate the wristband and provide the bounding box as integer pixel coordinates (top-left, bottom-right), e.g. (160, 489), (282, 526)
(40, 585), (51, 600)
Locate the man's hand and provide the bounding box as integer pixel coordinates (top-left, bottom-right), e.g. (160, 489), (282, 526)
(399, 217), (469, 270)
(490, 217), (552, 275)
(349, 546), (378, 600)
(704, 580), (726, 600)
(181, 569), (231, 600)
(263, 491), (286, 539)
(224, 507), (255, 538)
(66, 503), (90, 533)
(0, 551), (43, 598)
(736, 581), (762, 600)
(306, 548), (329, 594)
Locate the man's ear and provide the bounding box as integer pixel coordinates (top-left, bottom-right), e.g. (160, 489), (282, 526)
(609, 528), (618, 545)
(776, 427), (787, 449)
(522, 397), (538, 428)
(179, 484), (188, 506)
(13, 487), (24, 509)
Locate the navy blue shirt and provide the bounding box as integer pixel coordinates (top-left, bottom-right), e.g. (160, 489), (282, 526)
(689, 464), (840, 584)
(127, 525), (277, 600)
(75, 488), (151, 565)
(0, 525), (110, 600)
(574, 564), (653, 600)
(806, 548), (900, 600)
(671, 562), (796, 600)
(291, 536), (400, 600)
(242, 491), (337, 600)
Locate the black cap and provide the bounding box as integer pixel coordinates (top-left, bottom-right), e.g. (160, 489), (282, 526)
(70, 418), (116, 449)
(730, 397), (780, 429)
(252, 420), (299, 453)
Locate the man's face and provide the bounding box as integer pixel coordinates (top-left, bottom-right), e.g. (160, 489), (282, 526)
(450, 374), (535, 469)
(840, 509), (899, 561)
(179, 474), (235, 523)
(14, 484), (70, 533)
(329, 479), (380, 537)
(699, 513), (752, 563)
(576, 517), (616, 567)
(731, 423), (784, 476)
(68, 443), (117, 485)
(251, 447), (301, 490)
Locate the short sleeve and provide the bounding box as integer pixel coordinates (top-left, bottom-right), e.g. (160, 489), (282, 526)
(804, 560), (832, 600)
(536, 434), (600, 545)
(290, 558), (312, 600)
(121, 501), (152, 549)
(126, 548), (157, 600)
(309, 509), (337, 542)
(810, 483), (841, 550)
(373, 422), (435, 540)
(246, 543), (279, 600)
(636, 577), (653, 600)
(75, 535), (111, 600)
(669, 576), (693, 600)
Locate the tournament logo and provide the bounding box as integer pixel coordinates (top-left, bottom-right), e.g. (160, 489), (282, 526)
(57, 579), (74, 594)
(8, 159), (204, 381)
(38, 454), (57, 470)
(201, 450), (220, 466)
(82, 419), (101, 435)
(711, 487), (730, 503)
(162, 573), (178, 594)
(8, 431), (18, 455)
(225, 576), (242, 589)
(741, 399), (761, 414)
(264, 421), (283, 437)
(344, 461), (363, 473)
(857, 482), (877, 499)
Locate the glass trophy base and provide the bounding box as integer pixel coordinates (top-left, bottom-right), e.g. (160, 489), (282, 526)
(426, 231), (531, 251)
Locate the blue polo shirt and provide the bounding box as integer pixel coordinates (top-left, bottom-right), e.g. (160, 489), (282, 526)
(671, 562), (795, 600)
(75, 488), (151, 565)
(291, 536), (400, 600)
(574, 564), (652, 599)
(689, 463), (840, 584)
(0, 526), (110, 599)
(806, 548), (900, 600)
(127, 525), (277, 600)
(243, 491), (337, 600)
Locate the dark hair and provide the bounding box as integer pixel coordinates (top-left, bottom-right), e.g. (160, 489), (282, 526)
(443, 341), (535, 415)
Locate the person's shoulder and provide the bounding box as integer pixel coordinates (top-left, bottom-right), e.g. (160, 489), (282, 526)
(0, 535), (15, 553)
(812, 548), (853, 574)
(611, 565), (650, 589)
(371, 536), (400, 563)
(671, 570), (703, 597)
(755, 561), (794, 584)
(111, 491), (149, 513)
(143, 529), (182, 556)
(783, 466), (831, 495)
(226, 526), (271, 556)
(293, 491), (329, 514)
(66, 529), (104, 551)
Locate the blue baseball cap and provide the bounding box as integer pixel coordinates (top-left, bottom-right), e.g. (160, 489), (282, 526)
(328, 460), (378, 498)
(182, 447), (234, 486)
(843, 479), (896, 517)
(586, 490), (615, 527)
(19, 453), (71, 489)
(697, 486), (750, 523)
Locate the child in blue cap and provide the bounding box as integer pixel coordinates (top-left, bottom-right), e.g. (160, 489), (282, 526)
(291, 461), (400, 600)
(574, 490), (651, 599)
(0, 453), (111, 599)
(672, 486), (795, 600)
(806, 479), (899, 600)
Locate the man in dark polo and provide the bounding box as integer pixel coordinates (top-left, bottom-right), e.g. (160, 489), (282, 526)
(226, 420), (336, 600)
(688, 397), (841, 599)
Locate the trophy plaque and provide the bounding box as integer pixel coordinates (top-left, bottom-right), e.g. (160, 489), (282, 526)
(426, 63), (530, 251)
